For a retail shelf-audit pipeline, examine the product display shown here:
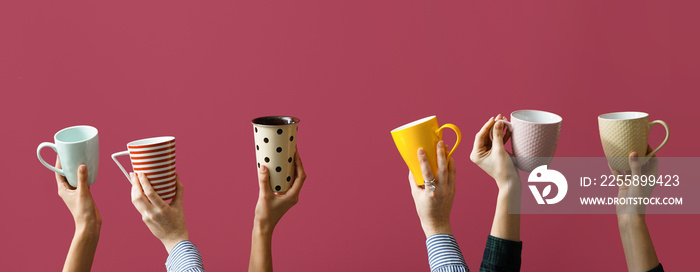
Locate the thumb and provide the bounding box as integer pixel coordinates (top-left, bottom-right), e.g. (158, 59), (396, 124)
(77, 164), (89, 192)
(628, 152), (641, 176)
(258, 165), (272, 196)
(491, 119), (506, 151)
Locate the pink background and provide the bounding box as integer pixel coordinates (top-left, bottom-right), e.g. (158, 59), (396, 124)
(1, 1), (698, 271)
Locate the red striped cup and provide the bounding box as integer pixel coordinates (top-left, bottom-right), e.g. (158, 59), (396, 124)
(112, 136), (177, 201)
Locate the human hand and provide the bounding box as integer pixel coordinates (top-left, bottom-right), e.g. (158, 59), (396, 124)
(254, 151), (306, 235)
(56, 158), (101, 272)
(612, 146), (658, 215)
(55, 158), (101, 233)
(130, 172), (188, 253)
(408, 141), (456, 238)
(469, 114), (519, 189)
(613, 146), (661, 272)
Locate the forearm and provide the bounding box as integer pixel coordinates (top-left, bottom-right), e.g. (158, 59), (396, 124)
(249, 221), (274, 272)
(63, 223), (100, 272)
(617, 214), (659, 272)
(491, 175), (521, 241)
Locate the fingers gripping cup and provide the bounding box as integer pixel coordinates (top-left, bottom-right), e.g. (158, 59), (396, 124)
(391, 116), (461, 186)
(598, 112), (669, 171)
(37, 125), (99, 187)
(112, 137), (177, 201)
(493, 110), (562, 172)
(253, 116), (299, 193)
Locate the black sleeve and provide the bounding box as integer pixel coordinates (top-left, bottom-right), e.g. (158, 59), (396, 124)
(479, 235), (523, 272)
(647, 263), (664, 272)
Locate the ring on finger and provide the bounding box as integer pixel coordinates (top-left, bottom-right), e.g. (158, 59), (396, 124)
(425, 178), (435, 186)
(429, 185), (436, 191)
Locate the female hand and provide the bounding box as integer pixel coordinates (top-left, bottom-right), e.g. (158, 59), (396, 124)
(613, 146), (661, 272)
(254, 151), (307, 234)
(55, 158), (101, 272)
(408, 141), (456, 238)
(613, 145), (659, 215)
(250, 151), (306, 272)
(469, 114), (518, 189)
(469, 114), (521, 241)
(55, 158), (101, 232)
(129, 172), (188, 253)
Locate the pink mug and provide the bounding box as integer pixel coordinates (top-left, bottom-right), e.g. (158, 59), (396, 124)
(493, 110), (562, 172)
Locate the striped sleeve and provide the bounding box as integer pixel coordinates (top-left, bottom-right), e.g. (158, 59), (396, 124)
(165, 240), (205, 272)
(426, 234), (470, 272)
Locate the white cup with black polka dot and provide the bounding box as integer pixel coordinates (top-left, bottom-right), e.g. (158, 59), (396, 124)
(252, 116), (299, 193)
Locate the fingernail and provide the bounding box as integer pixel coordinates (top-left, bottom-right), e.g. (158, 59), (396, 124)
(418, 148), (425, 156)
(80, 164), (87, 172)
(437, 141), (444, 148)
(630, 152), (638, 160)
(261, 165), (267, 172)
(496, 121), (503, 129)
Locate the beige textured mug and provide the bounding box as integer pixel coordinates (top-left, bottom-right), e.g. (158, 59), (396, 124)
(598, 112), (669, 171)
(253, 116), (299, 192)
(494, 110), (562, 172)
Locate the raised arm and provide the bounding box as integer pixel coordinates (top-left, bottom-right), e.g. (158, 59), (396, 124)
(469, 115), (522, 271)
(249, 151), (306, 272)
(613, 149), (663, 272)
(55, 159), (101, 272)
(408, 141), (469, 272)
(129, 173), (204, 272)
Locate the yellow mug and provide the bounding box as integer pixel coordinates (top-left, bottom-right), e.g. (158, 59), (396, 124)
(391, 116), (461, 185)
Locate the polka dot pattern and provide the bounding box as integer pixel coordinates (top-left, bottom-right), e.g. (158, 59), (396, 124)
(253, 120), (298, 193)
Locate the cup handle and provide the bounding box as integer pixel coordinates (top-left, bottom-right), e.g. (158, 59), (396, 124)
(435, 124), (462, 160)
(111, 150), (131, 181)
(646, 120), (670, 157)
(489, 120), (513, 143)
(37, 142), (64, 176)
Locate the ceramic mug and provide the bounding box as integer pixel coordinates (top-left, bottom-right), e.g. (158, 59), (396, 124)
(598, 112), (669, 171)
(391, 116), (461, 185)
(37, 125), (99, 187)
(253, 116), (299, 193)
(112, 137), (177, 200)
(494, 110), (562, 172)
